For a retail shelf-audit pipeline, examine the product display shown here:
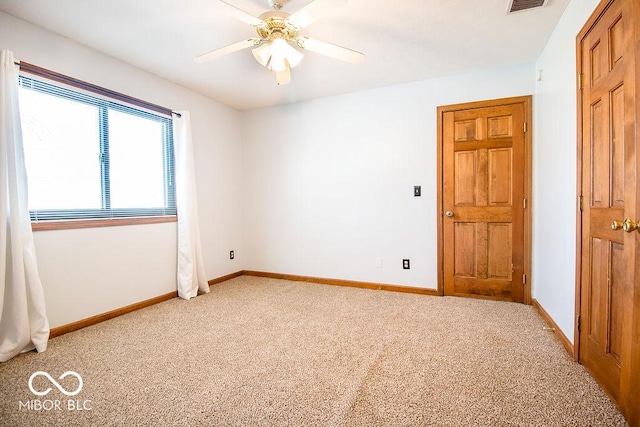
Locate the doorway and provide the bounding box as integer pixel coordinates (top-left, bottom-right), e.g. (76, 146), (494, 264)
(437, 96), (532, 303)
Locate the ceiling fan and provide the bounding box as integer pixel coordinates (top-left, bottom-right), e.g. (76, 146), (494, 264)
(194, 0), (365, 85)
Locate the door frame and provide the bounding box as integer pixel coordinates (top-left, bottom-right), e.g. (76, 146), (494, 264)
(436, 96), (533, 303)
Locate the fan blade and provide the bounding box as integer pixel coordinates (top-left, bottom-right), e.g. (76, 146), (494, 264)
(275, 62), (291, 85)
(194, 38), (261, 63)
(218, 0), (265, 28)
(286, 0), (348, 29)
(296, 36), (364, 63)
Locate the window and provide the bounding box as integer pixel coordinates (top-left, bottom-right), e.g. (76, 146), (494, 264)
(18, 75), (175, 224)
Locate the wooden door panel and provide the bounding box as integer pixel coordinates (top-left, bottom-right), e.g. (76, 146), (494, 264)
(488, 148), (512, 205)
(587, 241), (626, 362)
(488, 223), (512, 279)
(587, 237), (606, 345)
(454, 151), (478, 205)
(487, 115), (512, 139)
(455, 119), (480, 142)
(609, 241), (626, 362)
(442, 100), (526, 302)
(584, 236), (623, 401)
(611, 85), (625, 206)
(590, 99), (608, 207)
(590, 40), (603, 85)
(454, 223), (476, 277)
(609, 17), (624, 67)
(578, 0), (638, 419)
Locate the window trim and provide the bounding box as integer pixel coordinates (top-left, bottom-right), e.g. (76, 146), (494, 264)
(31, 216), (177, 232)
(19, 63), (178, 230)
(19, 62), (174, 117)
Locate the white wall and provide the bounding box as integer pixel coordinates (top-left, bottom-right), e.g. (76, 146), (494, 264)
(0, 11), (244, 328)
(532, 0), (600, 342)
(242, 64), (535, 288)
(1, 0), (599, 334)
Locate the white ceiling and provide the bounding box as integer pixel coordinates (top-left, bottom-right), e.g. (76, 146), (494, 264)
(0, 0), (570, 110)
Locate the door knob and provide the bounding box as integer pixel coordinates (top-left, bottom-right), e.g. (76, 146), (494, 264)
(623, 219), (639, 233)
(445, 210), (454, 218)
(611, 220), (624, 230)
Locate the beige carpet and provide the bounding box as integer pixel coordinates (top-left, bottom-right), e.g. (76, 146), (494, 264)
(0, 276), (627, 426)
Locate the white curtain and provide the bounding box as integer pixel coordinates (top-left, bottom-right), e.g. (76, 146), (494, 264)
(0, 50), (49, 362)
(174, 111), (209, 300)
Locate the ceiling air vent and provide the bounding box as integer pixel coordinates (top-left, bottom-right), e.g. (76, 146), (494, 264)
(508, 0), (547, 13)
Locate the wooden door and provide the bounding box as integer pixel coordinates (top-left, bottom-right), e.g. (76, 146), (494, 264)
(438, 97), (531, 303)
(577, 0), (639, 422)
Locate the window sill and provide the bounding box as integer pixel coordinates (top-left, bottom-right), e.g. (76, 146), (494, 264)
(31, 216), (177, 231)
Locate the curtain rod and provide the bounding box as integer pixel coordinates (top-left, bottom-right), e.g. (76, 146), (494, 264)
(14, 60), (181, 117)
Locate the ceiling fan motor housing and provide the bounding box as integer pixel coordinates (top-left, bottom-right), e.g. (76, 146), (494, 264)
(256, 13), (299, 42)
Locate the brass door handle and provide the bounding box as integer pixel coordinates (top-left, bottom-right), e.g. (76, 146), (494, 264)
(612, 220), (624, 230)
(623, 219), (639, 233)
(445, 210), (454, 218)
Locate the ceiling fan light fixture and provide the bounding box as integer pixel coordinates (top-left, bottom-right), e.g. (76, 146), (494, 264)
(252, 37), (304, 73)
(271, 38), (304, 68)
(252, 43), (272, 67)
(270, 54), (287, 72)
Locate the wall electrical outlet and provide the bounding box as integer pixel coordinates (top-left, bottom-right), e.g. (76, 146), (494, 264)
(403, 259), (410, 269)
(414, 186), (421, 197)
(230, 250), (235, 260)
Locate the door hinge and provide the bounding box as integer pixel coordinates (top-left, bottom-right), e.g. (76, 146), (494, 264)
(578, 195), (584, 212)
(576, 315), (581, 332)
(578, 73), (584, 90)
(524, 198), (527, 209)
(524, 122), (527, 133)
(522, 274), (527, 285)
